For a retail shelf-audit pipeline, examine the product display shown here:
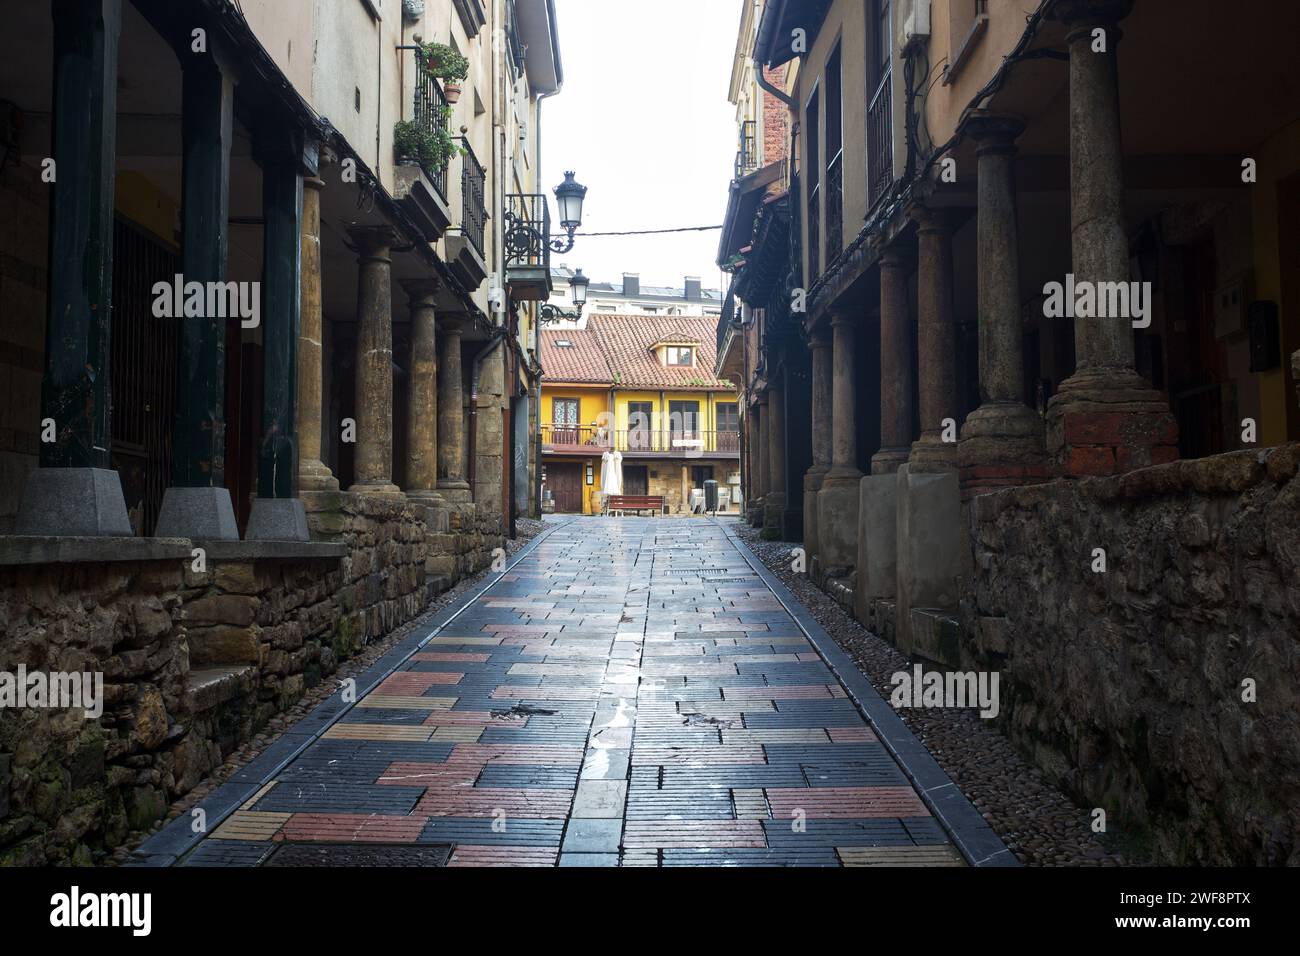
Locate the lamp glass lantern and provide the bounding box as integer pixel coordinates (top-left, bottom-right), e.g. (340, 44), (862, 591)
(554, 171), (588, 231)
(569, 269), (589, 308)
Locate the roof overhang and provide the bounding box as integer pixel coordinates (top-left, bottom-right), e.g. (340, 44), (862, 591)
(755, 0), (831, 68)
(516, 0), (563, 95)
(717, 161), (784, 268)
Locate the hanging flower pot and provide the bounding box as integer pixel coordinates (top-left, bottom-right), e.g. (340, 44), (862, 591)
(443, 82), (462, 104)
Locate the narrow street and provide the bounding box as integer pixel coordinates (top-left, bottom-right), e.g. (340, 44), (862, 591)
(162, 516), (1007, 867)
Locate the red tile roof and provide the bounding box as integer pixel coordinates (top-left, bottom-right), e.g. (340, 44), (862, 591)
(538, 328), (611, 383)
(540, 315), (733, 391)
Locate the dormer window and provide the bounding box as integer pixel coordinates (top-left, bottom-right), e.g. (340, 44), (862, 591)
(665, 346), (694, 367)
(556, 339), (573, 347)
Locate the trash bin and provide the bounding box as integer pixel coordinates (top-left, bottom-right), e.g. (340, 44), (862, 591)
(703, 479), (719, 514)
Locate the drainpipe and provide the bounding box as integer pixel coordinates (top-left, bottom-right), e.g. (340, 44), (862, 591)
(755, 60), (796, 109)
(468, 327), (508, 498)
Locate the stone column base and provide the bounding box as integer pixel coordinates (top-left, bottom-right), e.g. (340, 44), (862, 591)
(958, 401), (1048, 498)
(15, 467), (133, 537)
(762, 491), (786, 536)
(895, 464), (962, 657)
(1045, 370), (1179, 477)
(802, 472), (824, 565)
(246, 498), (310, 542)
(298, 458), (340, 492)
(908, 433), (959, 472)
(437, 481), (472, 505)
(870, 446), (909, 475)
(155, 486), (239, 540)
(854, 474), (898, 624)
(816, 477), (860, 573)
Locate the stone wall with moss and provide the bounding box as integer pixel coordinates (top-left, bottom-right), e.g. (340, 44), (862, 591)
(961, 444), (1300, 865)
(0, 491), (508, 864)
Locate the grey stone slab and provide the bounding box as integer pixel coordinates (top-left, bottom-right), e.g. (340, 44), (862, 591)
(155, 486), (240, 541)
(245, 497), (310, 542)
(0, 534), (192, 566)
(15, 467), (133, 536)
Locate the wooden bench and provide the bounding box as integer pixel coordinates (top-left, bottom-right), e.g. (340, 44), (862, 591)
(605, 495), (665, 516)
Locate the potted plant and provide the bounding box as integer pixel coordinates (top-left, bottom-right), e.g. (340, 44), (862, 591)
(393, 120), (427, 166)
(418, 41), (469, 104)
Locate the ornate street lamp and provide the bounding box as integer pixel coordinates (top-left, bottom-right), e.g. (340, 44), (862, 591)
(549, 171), (588, 253)
(540, 268), (589, 324)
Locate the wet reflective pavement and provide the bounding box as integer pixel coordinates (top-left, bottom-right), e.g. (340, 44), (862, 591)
(176, 517), (968, 867)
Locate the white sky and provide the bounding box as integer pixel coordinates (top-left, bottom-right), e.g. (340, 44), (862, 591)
(540, 0), (740, 293)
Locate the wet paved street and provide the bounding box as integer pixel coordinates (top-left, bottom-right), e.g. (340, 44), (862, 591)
(174, 517), (972, 867)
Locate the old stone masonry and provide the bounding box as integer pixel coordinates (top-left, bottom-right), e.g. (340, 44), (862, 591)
(134, 517), (1010, 867)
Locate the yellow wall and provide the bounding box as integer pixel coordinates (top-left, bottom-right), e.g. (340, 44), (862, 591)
(539, 384), (610, 428)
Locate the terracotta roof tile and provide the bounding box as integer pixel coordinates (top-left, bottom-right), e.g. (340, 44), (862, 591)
(540, 315), (734, 391)
(538, 328), (611, 383)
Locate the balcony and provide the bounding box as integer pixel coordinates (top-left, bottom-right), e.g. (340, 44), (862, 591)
(393, 61), (453, 240)
(868, 69), (893, 208)
(504, 192), (553, 301)
(541, 425), (741, 458)
(735, 119), (758, 179)
(445, 139), (489, 291)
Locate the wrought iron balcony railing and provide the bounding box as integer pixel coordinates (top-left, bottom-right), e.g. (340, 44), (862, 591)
(541, 424), (741, 456)
(868, 69), (893, 208)
(504, 193), (552, 270)
(826, 150), (843, 261)
(413, 56), (450, 202)
(460, 139), (487, 257)
(807, 182), (821, 282)
(735, 119), (758, 179)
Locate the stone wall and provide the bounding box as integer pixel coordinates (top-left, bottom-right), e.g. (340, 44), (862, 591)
(961, 444), (1300, 864)
(0, 491), (507, 864)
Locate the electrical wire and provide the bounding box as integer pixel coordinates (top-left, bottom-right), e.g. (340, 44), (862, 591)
(573, 225), (723, 237)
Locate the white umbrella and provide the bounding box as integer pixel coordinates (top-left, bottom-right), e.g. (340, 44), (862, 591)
(601, 448), (623, 496)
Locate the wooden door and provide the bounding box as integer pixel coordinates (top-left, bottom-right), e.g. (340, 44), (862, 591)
(624, 465), (649, 496)
(548, 462), (583, 513)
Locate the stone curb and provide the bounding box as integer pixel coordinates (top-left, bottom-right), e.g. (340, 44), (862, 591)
(126, 517), (576, 867)
(718, 518), (1020, 868)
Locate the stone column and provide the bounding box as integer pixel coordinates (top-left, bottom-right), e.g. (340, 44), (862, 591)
(402, 279), (441, 501)
(297, 174), (339, 492)
(16, 0), (132, 536)
(764, 375), (786, 533)
(156, 45), (239, 539)
(909, 208), (960, 471)
(956, 115), (1046, 495)
(437, 315), (472, 502)
(754, 394), (769, 500)
(247, 140), (310, 540)
(804, 323), (832, 564)
(348, 225), (401, 495)
(817, 309), (862, 571)
(1045, 0), (1178, 476)
(872, 247), (914, 474)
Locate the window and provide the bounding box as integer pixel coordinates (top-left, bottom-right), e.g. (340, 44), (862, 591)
(665, 346), (694, 367)
(669, 401), (700, 440)
(825, 43), (844, 260)
(627, 401), (653, 450)
(717, 402), (740, 452)
(555, 340), (573, 347)
(551, 398), (581, 445)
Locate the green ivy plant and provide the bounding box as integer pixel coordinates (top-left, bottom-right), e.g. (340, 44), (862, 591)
(418, 41), (469, 83)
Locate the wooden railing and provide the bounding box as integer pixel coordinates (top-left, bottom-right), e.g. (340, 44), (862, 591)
(541, 425), (741, 455)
